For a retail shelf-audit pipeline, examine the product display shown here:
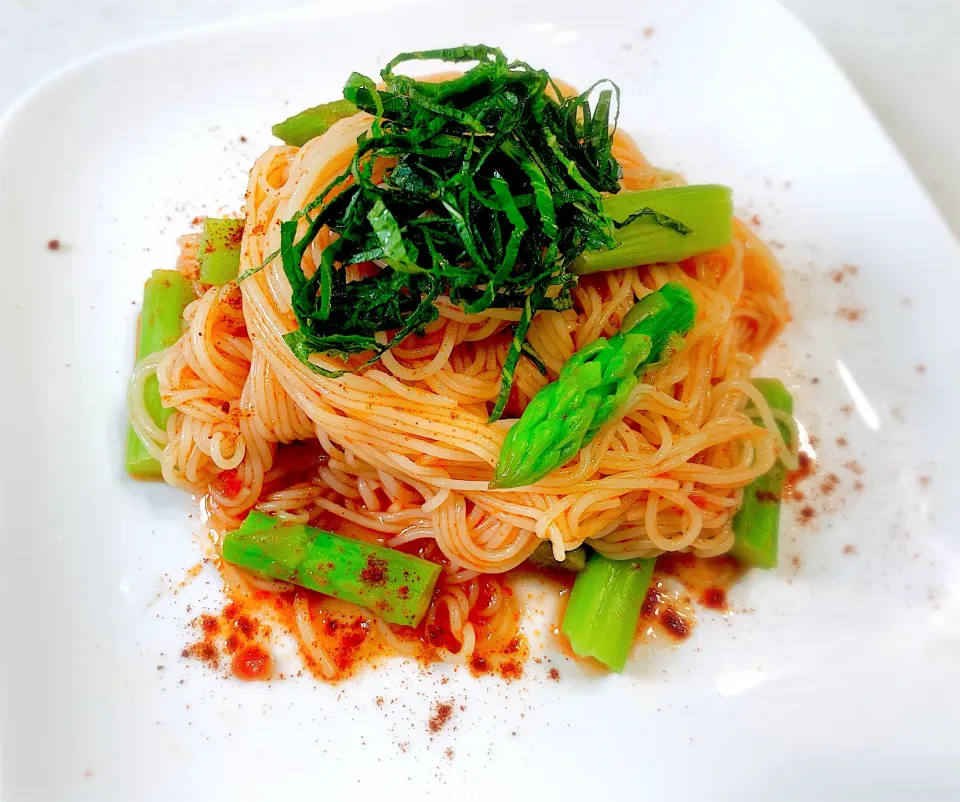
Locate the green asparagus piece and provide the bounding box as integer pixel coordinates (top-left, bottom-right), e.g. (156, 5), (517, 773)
(574, 185), (734, 274)
(272, 99), (360, 147)
(491, 282), (696, 489)
(223, 510), (442, 626)
(561, 553), (655, 672)
(526, 542), (588, 572)
(125, 270), (195, 477)
(197, 218), (244, 285)
(731, 379), (794, 568)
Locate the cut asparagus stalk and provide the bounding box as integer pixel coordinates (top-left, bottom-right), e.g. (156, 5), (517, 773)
(561, 553), (655, 672)
(731, 378), (794, 569)
(223, 510), (442, 627)
(526, 542), (588, 572)
(272, 99), (360, 147)
(125, 270), (195, 477)
(574, 184), (733, 274)
(197, 218), (244, 285)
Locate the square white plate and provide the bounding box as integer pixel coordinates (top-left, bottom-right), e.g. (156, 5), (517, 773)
(1, 0), (959, 799)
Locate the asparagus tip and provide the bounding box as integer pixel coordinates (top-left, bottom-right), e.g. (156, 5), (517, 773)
(489, 467), (527, 490)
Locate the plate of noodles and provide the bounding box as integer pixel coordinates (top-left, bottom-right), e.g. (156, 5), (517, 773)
(2, 0), (959, 799)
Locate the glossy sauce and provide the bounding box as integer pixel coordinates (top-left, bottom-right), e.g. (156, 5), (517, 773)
(784, 451), (815, 501)
(184, 548), (745, 681)
(637, 553), (741, 644)
(543, 553), (743, 667)
(231, 644), (272, 680)
(185, 571), (528, 683)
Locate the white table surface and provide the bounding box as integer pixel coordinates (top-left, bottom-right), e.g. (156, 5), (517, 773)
(3, 0), (958, 239)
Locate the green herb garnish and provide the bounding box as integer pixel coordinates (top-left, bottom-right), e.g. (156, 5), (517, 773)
(265, 45), (687, 420)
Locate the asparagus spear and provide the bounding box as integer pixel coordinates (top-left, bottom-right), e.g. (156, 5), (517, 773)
(491, 282), (696, 489)
(223, 510), (442, 627)
(272, 99), (360, 147)
(731, 379), (794, 568)
(197, 218), (244, 285)
(561, 554), (655, 672)
(125, 270), (195, 477)
(526, 542), (588, 572)
(574, 185), (733, 274)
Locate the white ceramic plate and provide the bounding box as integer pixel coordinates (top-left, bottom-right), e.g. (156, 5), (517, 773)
(2, 0), (959, 799)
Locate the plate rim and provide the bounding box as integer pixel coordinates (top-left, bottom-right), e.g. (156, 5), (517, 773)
(1, 2), (959, 798)
(0, 0), (957, 254)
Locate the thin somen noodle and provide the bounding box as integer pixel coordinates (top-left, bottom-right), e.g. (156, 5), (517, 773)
(130, 74), (789, 669)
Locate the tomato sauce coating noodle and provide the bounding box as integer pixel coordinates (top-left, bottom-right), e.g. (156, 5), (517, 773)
(131, 95), (789, 669)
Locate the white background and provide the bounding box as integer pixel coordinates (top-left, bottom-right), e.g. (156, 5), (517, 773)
(2, 0), (959, 240)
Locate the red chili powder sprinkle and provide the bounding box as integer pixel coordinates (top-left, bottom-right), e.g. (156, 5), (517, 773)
(428, 702), (453, 733)
(837, 306), (864, 322)
(789, 452), (814, 482)
(500, 661), (522, 680)
(660, 608), (690, 639)
(235, 615), (257, 638)
(843, 545), (858, 556)
(799, 505), (816, 524)
(182, 641), (219, 668)
(359, 554), (389, 586)
(47, 238), (61, 250)
(199, 614), (219, 635)
(820, 473), (840, 496)
(547, 668), (560, 681)
(700, 587), (728, 610)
